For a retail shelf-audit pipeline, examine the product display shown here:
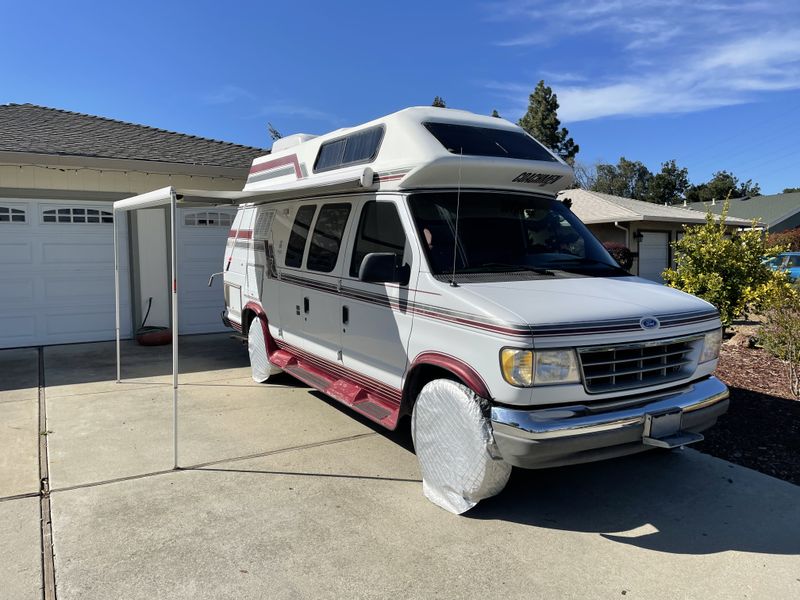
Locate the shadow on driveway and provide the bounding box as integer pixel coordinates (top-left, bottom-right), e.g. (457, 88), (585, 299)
(469, 449), (800, 556)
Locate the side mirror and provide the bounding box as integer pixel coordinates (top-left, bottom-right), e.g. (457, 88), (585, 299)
(358, 253), (410, 285)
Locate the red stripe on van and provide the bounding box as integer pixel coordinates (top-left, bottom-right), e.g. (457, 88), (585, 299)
(228, 229), (253, 239)
(249, 154), (302, 178)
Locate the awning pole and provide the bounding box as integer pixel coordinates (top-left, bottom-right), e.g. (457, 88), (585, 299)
(170, 190), (180, 469)
(113, 209), (121, 383)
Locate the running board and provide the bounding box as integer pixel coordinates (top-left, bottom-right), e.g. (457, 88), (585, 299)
(271, 351), (400, 429)
(643, 431), (704, 449)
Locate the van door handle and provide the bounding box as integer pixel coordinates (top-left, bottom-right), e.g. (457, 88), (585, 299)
(303, 297), (310, 313)
(342, 305), (349, 325)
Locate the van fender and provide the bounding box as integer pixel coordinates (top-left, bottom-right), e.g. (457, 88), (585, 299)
(405, 352), (491, 404)
(242, 301), (278, 355)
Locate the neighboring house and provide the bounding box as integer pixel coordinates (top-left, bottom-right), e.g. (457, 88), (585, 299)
(686, 192), (800, 232)
(0, 103), (267, 349)
(558, 189), (753, 282)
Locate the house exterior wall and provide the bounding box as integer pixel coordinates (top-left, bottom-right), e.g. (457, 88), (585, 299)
(587, 220), (687, 278)
(0, 164), (243, 195)
(587, 223), (627, 246)
(0, 155), (250, 343)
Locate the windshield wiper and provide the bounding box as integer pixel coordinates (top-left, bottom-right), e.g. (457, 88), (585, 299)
(465, 262), (555, 276)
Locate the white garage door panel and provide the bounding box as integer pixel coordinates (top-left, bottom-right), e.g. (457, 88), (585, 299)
(45, 308), (118, 336)
(177, 209), (234, 335)
(42, 242), (115, 264)
(0, 315), (36, 346)
(0, 199), (132, 349)
(182, 239), (225, 262)
(45, 275), (117, 301)
(638, 232), (670, 282)
(0, 241), (33, 264)
(0, 279), (35, 303)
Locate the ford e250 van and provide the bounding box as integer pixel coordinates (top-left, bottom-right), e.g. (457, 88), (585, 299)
(221, 107), (729, 511)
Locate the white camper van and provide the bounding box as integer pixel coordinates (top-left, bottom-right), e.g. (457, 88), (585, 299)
(222, 107), (728, 511)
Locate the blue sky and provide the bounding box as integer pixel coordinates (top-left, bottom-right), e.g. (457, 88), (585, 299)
(2, 0), (799, 193)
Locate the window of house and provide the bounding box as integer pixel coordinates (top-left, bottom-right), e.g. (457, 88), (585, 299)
(285, 205), (317, 268)
(0, 206), (26, 223)
(42, 207), (113, 224)
(307, 203), (352, 273)
(184, 211), (233, 227)
(349, 201), (408, 277)
(313, 126), (384, 173)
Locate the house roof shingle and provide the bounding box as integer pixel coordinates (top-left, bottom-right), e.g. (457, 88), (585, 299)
(0, 103), (268, 169)
(559, 189), (754, 226)
(685, 193), (800, 229)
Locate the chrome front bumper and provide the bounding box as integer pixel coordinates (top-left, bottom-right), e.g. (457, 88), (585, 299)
(490, 376), (730, 469)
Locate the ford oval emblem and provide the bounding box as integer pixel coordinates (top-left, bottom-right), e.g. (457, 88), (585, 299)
(640, 317), (660, 330)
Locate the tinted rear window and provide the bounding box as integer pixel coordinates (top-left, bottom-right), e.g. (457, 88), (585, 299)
(285, 204), (317, 268)
(423, 122), (557, 162)
(307, 203), (352, 272)
(314, 126), (384, 173)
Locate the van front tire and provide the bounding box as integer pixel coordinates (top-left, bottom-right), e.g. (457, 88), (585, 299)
(247, 317), (281, 383)
(411, 379), (511, 514)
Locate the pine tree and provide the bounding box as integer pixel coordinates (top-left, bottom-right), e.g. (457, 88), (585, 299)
(518, 80), (579, 162)
(491, 109), (501, 118)
(432, 96), (446, 108)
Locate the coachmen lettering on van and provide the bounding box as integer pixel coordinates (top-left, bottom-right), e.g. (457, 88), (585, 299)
(212, 108), (729, 512)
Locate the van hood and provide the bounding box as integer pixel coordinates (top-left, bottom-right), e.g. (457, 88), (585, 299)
(454, 275), (717, 331)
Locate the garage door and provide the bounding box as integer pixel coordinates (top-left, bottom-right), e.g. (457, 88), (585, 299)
(638, 231), (670, 282)
(0, 200), (132, 349)
(177, 208), (236, 334)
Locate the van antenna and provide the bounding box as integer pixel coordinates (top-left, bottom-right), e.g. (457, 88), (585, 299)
(450, 147), (463, 287)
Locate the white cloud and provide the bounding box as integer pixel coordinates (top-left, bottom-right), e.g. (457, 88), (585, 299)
(258, 103), (339, 123)
(203, 85), (254, 105)
(485, 1), (800, 121)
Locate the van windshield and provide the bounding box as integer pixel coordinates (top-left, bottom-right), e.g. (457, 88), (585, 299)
(408, 191), (624, 279)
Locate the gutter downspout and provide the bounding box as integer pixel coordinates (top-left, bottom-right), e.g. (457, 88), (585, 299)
(614, 221), (630, 247)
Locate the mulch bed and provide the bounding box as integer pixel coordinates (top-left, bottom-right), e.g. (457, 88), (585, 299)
(694, 343), (800, 486)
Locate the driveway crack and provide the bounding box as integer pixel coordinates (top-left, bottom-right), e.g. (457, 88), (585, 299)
(38, 346), (57, 600)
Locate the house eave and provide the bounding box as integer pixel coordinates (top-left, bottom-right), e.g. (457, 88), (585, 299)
(0, 150), (251, 179)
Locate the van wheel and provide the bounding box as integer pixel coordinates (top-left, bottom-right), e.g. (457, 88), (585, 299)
(410, 379), (511, 514)
(247, 318), (281, 383)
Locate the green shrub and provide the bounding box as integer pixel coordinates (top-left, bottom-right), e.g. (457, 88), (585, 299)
(759, 297), (800, 398)
(663, 200), (793, 325)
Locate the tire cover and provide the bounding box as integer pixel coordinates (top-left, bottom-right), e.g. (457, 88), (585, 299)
(248, 318), (275, 383)
(411, 379), (511, 514)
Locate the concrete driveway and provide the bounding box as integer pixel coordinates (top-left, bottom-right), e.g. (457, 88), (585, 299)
(1, 334), (798, 600)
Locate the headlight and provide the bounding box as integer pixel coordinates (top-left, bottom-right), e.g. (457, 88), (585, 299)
(500, 348), (580, 387)
(500, 348), (533, 386)
(534, 350), (581, 385)
(700, 329), (722, 363)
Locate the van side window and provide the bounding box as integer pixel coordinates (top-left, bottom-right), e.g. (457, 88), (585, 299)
(349, 201), (408, 277)
(285, 205), (317, 268)
(307, 203), (352, 273)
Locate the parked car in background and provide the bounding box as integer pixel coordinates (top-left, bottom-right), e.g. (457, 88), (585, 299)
(765, 252), (800, 282)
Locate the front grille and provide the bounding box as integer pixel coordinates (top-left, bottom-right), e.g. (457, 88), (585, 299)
(577, 336), (699, 394)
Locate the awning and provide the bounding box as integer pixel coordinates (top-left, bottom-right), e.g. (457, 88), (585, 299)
(111, 169), (375, 468)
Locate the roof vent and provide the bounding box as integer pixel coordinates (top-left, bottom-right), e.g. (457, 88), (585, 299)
(271, 133), (317, 153)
